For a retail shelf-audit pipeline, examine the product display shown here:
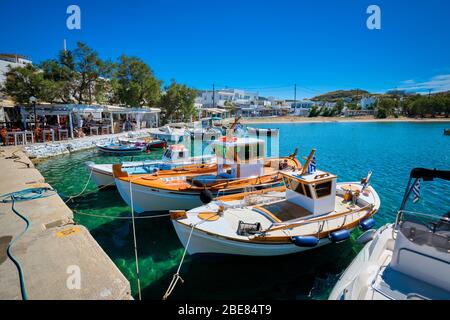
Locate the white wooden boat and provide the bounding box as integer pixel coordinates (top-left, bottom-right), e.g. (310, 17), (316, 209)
(113, 137), (301, 213)
(86, 144), (215, 188)
(329, 168), (450, 300)
(148, 126), (189, 143)
(170, 161), (380, 257)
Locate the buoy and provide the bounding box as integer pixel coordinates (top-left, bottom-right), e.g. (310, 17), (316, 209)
(200, 189), (213, 204)
(329, 229), (350, 243)
(359, 218), (376, 231)
(292, 235), (320, 247)
(356, 229), (377, 245)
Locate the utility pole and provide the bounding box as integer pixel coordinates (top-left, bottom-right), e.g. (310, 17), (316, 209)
(212, 83), (215, 108)
(428, 89), (432, 99)
(294, 83), (297, 108)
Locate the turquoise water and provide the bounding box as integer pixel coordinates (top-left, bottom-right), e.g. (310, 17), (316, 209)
(36, 122), (450, 300)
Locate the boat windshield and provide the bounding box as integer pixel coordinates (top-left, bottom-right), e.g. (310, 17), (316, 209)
(396, 211), (450, 253)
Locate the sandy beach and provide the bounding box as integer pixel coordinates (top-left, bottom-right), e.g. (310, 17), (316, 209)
(240, 116), (450, 125)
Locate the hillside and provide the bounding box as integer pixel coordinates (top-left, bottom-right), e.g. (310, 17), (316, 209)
(311, 89), (371, 101)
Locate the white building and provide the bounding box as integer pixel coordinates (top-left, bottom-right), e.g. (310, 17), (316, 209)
(360, 96), (377, 109)
(197, 89), (259, 108)
(0, 54), (33, 123)
(0, 54), (32, 85)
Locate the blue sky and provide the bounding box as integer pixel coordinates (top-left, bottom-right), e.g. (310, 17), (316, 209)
(1, 0), (449, 99)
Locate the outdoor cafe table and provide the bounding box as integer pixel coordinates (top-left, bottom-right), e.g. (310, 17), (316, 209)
(24, 130), (34, 144)
(43, 129), (55, 142)
(90, 126), (99, 135)
(58, 129), (69, 140)
(100, 125), (111, 134)
(6, 131), (25, 146)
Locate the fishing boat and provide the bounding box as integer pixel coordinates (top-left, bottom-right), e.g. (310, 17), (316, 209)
(96, 142), (146, 155)
(329, 168), (450, 300)
(247, 126), (279, 137)
(118, 137), (167, 149)
(170, 154), (380, 256)
(148, 126), (189, 143)
(113, 136), (301, 213)
(86, 144), (215, 188)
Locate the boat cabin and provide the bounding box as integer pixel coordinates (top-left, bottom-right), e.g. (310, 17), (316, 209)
(212, 137), (265, 179)
(281, 170), (337, 216)
(162, 144), (189, 162)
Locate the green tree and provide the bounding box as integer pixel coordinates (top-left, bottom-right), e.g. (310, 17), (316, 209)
(71, 42), (110, 104)
(159, 81), (197, 124)
(115, 55), (161, 107)
(1, 64), (57, 104)
(376, 97), (397, 118)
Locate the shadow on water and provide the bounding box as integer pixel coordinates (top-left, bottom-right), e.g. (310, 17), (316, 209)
(142, 239), (360, 300)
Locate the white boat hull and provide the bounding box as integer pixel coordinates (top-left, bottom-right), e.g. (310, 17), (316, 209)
(115, 178), (205, 213)
(172, 220), (334, 256)
(91, 167), (115, 188)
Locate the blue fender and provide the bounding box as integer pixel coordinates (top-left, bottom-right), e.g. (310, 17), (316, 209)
(359, 218), (376, 231)
(329, 229), (350, 243)
(292, 235), (320, 247)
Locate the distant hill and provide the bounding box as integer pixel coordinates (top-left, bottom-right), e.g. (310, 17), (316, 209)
(311, 89), (371, 102)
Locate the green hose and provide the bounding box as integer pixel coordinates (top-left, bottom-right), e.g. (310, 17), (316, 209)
(1, 187), (56, 300)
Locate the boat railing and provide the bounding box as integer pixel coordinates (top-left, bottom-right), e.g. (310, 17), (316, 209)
(215, 180), (283, 198)
(263, 203), (375, 234)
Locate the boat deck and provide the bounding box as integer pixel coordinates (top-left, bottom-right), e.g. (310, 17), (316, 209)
(373, 261), (450, 300)
(260, 195), (359, 222)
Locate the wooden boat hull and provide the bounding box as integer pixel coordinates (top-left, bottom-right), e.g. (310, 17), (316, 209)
(172, 220), (333, 256)
(115, 177), (248, 213)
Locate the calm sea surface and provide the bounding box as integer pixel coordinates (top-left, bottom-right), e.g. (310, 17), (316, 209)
(36, 121), (450, 300)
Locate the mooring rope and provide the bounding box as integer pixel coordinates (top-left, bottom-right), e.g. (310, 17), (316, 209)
(72, 210), (170, 219)
(162, 212), (219, 300)
(63, 169), (94, 203)
(162, 224), (195, 300)
(129, 177), (142, 300)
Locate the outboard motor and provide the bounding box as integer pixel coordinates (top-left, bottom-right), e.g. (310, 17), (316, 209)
(200, 189), (214, 204)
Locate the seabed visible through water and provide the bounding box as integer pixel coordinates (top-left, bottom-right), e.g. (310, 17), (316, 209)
(36, 122), (450, 299)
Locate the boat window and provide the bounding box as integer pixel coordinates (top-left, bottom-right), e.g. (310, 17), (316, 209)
(164, 149), (171, 158)
(179, 151), (184, 158)
(304, 184), (312, 198)
(285, 177), (307, 196)
(315, 181), (332, 198)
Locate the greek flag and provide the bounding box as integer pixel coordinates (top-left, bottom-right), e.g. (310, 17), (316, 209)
(413, 179), (421, 203)
(308, 156), (317, 174)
